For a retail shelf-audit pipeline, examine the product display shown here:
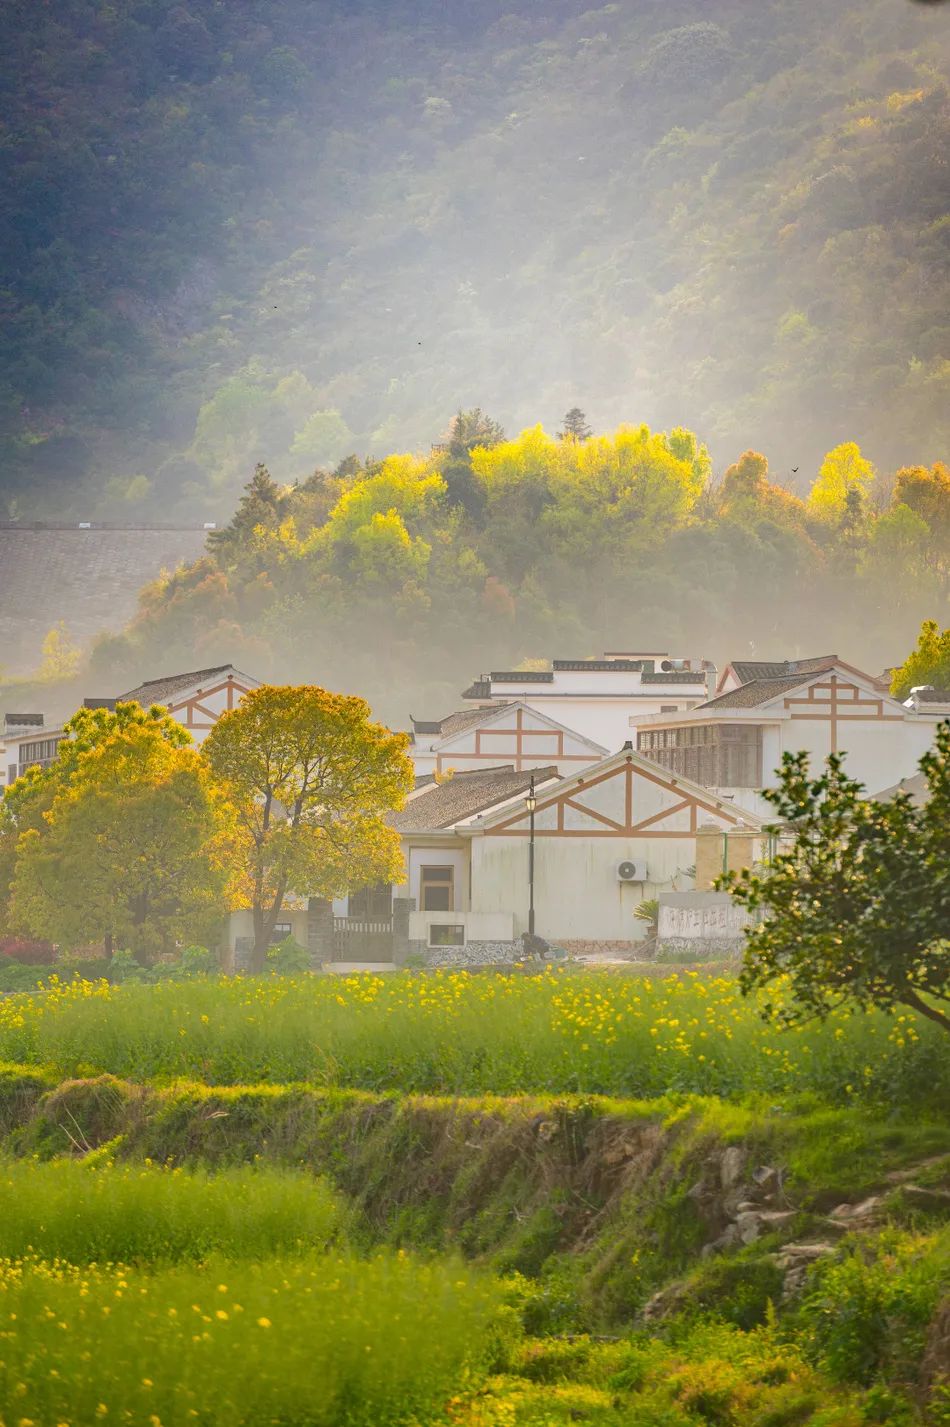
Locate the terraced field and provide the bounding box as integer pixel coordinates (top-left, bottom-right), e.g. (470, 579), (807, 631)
(0, 970), (948, 1425)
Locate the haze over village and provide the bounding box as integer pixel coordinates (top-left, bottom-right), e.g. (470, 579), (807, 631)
(0, 1), (948, 1425)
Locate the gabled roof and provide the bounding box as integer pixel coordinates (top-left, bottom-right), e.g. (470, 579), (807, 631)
(726, 655), (838, 686)
(389, 765), (560, 832)
(470, 744), (770, 832)
(119, 665), (241, 707)
(906, 687), (950, 704)
(410, 701), (608, 756)
(699, 675), (811, 710)
(700, 661), (909, 714)
(410, 704), (518, 739)
(462, 681), (493, 700)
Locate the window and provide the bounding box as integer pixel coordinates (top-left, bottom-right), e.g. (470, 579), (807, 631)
(428, 924), (465, 947)
(20, 737), (62, 765)
(348, 883), (392, 920)
(420, 865), (454, 912)
(270, 922), (293, 944)
(660, 705), (677, 713)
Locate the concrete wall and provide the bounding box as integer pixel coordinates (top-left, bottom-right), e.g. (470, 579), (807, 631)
(772, 712), (937, 794)
(523, 696), (695, 753)
(469, 833), (695, 942)
(223, 907), (310, 970)
(657, 891), (752, 958)
(408, 909), (515, 945)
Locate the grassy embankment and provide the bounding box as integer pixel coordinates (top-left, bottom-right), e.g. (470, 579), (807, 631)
(0, 970), (948, 1425)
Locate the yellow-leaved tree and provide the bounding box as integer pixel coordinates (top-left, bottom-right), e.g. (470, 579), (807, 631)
(9, 704), (239, 962)
(203, 685), (414, 971)
(807, 441), (876, 522)
(890, 620), (950, 701)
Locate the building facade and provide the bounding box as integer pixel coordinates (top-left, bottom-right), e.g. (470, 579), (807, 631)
(408, 700), (607, 777)
(634, 657), (945, 814)
(384, 749), (766, 960)
(459, 653), (712, 752)
(3, 665), (258, 785)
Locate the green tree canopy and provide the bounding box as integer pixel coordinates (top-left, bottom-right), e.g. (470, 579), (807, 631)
(721, 723), (950, 1035)
(8, 707), (236, 962)
(890, 620), (950, 700)
(203, 684), (413, 971)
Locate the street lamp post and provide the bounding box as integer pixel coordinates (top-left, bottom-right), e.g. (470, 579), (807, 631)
(525, 774), (537, 938)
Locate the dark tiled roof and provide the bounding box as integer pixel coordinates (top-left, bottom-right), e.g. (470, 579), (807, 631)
(489, 670), (554, 682)
(729, 655), (837, 684)
(641, 670), (705, 684)
(389, 765), (559, 832)
(461, 681), (492, 700)
(698, 675), (809, 710)
(442, 705), (518, 737)
(909, 687), (950, 703)
(410, 705), (516, 739)
(553, 659), (651, 672)
(119, 665), (234, 707)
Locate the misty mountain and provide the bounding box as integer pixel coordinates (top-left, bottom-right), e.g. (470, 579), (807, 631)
(1, 0), (948, 520)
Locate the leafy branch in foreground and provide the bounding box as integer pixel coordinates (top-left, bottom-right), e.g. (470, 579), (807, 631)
(720, 721), (950, 1033)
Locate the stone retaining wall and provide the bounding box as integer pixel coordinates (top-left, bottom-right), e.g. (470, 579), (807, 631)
(409, 940), (520, 968)
(558, 939), (642, 958)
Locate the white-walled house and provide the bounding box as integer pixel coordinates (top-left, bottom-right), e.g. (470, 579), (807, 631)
(459, 653), (712, 752)
(3, 664), (259, 784)
(633, 656), (945, 816)
(382, 748), (767, 959)
(407, 701), (607, 777)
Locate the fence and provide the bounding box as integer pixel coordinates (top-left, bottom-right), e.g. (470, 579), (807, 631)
(331, 917), (394, 963)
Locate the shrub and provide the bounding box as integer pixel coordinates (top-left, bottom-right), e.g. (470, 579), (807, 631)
(798, 1227), (950, 1388)
(0, 934), (55, 964)
(266, 935), (311, 975)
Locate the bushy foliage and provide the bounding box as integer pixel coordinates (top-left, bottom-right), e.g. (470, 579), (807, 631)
(0, 934), (55, 965)
(98, 434), (949, 718)
(798, 1226), (950, 1391)
(724, 722), (950, 1036)
(4, 702), (240, 964)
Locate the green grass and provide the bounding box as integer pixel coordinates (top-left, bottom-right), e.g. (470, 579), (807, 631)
(1, 969), (948, 1107)
(0, 1159), (341, 1265)
(0, 1251), (510, 1427)
(451, 1322), (888, 1425)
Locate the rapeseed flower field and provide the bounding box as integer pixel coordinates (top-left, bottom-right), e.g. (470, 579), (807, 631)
(0, 969), (944, 1106)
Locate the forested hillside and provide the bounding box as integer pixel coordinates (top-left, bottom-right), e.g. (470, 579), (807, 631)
(85, 425), (949, 720)
(2, 0), (947, 519)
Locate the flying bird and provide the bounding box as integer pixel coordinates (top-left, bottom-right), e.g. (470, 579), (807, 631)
(791, 467), (799, 473)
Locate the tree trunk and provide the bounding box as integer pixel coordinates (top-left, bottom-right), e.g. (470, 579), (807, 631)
(103, 932), (113, 961)
(250, 904), (269, 975)
(901, 988), (950, 1035)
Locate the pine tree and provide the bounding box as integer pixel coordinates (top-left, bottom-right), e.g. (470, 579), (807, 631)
(559, 408), (592, 441)
(207, 465), (287, 562)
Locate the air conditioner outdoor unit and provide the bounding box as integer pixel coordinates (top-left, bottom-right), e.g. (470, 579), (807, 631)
(617, 859), (647, 883)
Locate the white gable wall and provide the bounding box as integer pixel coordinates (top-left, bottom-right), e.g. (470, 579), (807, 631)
(513, 695), (700, 754)
(465, 751), (764, 943)
(469, 833), (695, 941)
(164, 672), (257, 745)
